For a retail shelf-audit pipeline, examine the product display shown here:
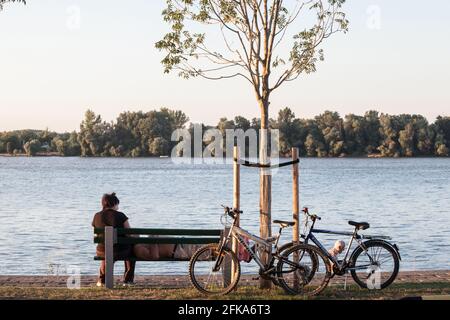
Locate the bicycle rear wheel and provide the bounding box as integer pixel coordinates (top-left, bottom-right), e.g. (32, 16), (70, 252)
(349, 240), (399, 289)
(276, 244), (331, 296)
(189, 243), (241, 295)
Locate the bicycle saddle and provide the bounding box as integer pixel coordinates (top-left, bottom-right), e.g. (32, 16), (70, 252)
(273, 220), (295, 228)
(348, 221), (370, 230)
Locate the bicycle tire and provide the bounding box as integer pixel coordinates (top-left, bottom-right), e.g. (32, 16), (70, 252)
(189, 243), (241, 295)
(349, 240), (400, 289)
(276, 243), (331, 296)
(273, 241), (315, 286)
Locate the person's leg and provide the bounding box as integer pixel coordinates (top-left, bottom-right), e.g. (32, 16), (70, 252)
(124, 260), (136, 283)
(98, 260), (106, 284)
(96, 250), (106, 285)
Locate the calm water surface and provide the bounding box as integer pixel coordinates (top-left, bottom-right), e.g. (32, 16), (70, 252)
(0, 157), (449, 275)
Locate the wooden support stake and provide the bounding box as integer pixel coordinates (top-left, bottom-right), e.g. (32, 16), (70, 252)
(292, 148), (300, 290)
(231, 146), (240, 283)
(292, 147), (300, 244)
(105, 226), (116, 289)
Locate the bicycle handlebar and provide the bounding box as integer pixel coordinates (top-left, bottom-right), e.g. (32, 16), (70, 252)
(302, 207), (321, 221)
(221, 205), (243, 219)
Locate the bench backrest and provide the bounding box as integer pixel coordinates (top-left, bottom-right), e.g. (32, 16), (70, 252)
(94, 228), (222, 245)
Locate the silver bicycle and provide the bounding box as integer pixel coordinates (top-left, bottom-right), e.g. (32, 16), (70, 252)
(188, 206), (332, 296)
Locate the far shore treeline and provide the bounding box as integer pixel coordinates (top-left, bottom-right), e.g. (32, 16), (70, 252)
(1, 108), (450, 158)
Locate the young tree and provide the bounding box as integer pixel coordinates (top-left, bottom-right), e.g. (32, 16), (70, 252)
(156, 1), (348, 287)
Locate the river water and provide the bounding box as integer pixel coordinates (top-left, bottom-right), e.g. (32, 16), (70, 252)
(0, 157), (449, 275)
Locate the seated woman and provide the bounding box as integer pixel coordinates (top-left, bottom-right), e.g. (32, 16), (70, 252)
(92, 193), (135, 286)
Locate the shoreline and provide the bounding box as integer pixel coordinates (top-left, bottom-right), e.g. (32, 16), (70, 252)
(1, 153), (449, 159)
(1, 270), (449, 289)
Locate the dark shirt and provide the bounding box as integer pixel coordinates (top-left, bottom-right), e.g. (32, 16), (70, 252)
(92, 209), (131, 255)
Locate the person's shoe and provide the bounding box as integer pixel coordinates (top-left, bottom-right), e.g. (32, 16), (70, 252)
(96, 281), (104, 287)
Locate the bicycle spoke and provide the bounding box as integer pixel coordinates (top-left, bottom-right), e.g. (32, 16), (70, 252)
(350, 242), (399, 290)
(277, 244), (330, 296)
(378, 255), (394, 264)
(189, 244), (240, 295)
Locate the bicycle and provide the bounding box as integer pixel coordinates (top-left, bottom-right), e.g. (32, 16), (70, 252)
(278, 207), (401, 290)
(189, 206), (332, 296)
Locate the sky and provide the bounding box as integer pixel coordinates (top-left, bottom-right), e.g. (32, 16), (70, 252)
(0, 0), (449, 132)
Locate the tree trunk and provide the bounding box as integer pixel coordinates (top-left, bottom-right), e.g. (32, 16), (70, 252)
(259, 99), (272, 289)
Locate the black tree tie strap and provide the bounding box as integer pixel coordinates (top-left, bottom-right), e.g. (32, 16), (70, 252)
(234, 158), (299, 169)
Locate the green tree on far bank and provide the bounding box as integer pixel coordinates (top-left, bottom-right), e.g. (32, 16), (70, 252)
(23, 139), (41, 156)
(1, 108), (449, 158)
(434, 116), (450, 156)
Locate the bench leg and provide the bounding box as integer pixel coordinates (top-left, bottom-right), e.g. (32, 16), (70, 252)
(105, 226), (115, 289)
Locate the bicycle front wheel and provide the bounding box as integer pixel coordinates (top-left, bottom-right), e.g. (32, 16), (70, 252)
(350, 240), (399, 289)
(189, 243), (241, 295)
(276, 244), (331, 296)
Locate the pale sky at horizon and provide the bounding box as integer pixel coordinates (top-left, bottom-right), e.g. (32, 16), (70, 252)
(0, 0), (449, 132)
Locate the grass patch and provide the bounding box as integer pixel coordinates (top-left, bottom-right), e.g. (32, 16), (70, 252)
(0, 282), (449, 300)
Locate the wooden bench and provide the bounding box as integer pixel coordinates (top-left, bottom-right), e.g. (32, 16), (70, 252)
(94, 227), (222, 289)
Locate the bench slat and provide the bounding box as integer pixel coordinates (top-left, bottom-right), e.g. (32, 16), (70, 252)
(120, 228), (222, 236)
(94, 237), (220, 245)
(94, 256), (193, 262)
(94, 228), (222, 236)
(119, 237), (220, 245)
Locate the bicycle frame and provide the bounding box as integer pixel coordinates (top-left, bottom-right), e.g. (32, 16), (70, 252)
(303, 216), (394, 272)
(304, 229), (359, 269)
(213, 214), (288, 274)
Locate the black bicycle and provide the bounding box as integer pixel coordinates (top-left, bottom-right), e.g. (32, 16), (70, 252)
(279, 207), (401, 290)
